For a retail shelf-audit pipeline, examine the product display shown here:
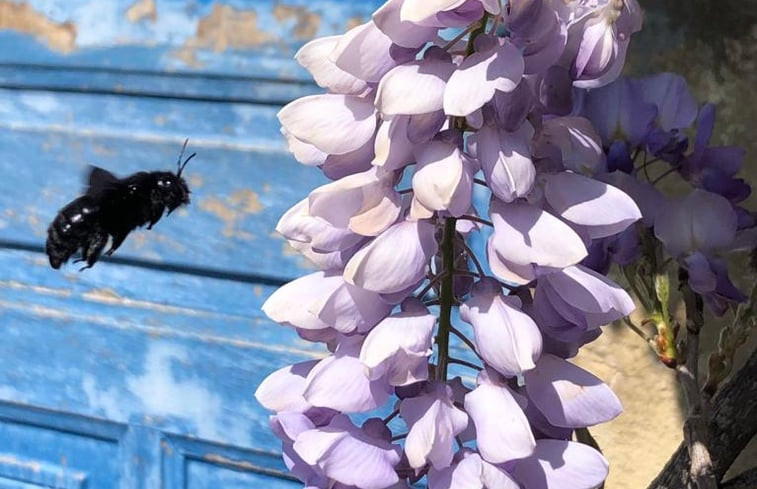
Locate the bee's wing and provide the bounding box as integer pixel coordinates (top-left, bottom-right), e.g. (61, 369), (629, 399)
(86, 166), (120, 195)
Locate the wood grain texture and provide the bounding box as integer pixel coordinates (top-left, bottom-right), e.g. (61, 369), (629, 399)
(0, 89), (334, 279)
(0, 0), (382, 80)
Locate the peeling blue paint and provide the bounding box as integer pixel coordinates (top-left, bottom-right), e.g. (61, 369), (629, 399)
(0, 0), (393, 486)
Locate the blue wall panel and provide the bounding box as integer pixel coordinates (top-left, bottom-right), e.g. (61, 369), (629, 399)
(0, 0), (382, 487)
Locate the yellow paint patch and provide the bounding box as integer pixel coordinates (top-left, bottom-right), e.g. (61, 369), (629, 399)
(125, 0), (156, 23)
(345, 16), (365, 30)
(273, 4), (321, 40)
(172, 4), (273, 66)
(0, 1), (77, 53)
(203, 454), (258, 471)
(83, 287), (215, 317)
(188, 174), (204, 188)
(253, 285), (263, 297)
(229, 189), (263, 213)
(0, 280), (72, 298)
(198, 190), (263, 239)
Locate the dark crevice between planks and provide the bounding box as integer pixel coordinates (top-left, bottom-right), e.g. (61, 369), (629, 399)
(0, 239), (291, 287)
(0, 62), (315, 85)
(0, 83), (304, 107)
(0, 61), (320, 105)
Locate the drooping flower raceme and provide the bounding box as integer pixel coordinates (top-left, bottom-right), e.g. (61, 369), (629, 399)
(255, 1), (753, 488)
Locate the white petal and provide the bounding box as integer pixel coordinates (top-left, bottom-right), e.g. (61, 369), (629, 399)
(490, 200), (588, 268)
(412, 141), (473, 216)
(465, 382), (536, 463)
(344, 220), (438, 294)
(545, 171), (641, 238)
(279, 94), (377, 155)
(332, 21), (399, 82)
(525, 354), (623, 427)
(295, 35), (368, 94)
(400, 0), (468, 22)
(255, 360), (318, 413)
(304, 354), (390, 413)
(444, 40), (524, 116)
(376, 60), (455, 116)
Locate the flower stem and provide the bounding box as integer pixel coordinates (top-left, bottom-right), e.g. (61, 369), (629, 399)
(436, 217), (457, 381)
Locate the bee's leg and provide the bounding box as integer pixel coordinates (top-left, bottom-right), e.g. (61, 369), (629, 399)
(104, 231), (129, 256)
(79, 231), (108, 271)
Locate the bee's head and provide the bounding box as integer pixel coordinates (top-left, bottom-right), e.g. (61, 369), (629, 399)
(156, 172), (191, 212)
(159, 139), (195, 213)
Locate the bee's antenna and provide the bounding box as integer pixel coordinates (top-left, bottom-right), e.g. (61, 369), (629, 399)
(176, 138), (196, 177)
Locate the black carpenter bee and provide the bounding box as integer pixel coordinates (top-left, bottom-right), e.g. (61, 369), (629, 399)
(45, 140), (196, 270)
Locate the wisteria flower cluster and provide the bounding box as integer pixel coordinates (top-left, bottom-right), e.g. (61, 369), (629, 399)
(255, 1), (754, 488)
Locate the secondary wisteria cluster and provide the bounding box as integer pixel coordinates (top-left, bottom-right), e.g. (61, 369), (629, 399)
(255, 1), (754, 488)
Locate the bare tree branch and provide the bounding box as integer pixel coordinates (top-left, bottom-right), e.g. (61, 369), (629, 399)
(647, 349), (757, 489)
(678, 282), (717, 489)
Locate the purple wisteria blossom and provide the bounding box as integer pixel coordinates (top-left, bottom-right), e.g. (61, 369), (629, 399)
(254, 0), (754, 488)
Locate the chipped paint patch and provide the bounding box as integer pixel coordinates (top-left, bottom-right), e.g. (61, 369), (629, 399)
(83, 287), (217, 317)
(0, 280), (72, 297)
(0, 1), (76, 53)
(229, 189), (263, 214)
(346, 16), (365, 30)
(188, 174), (204, 188)
(204, 453), (257, 471)
(273, 4), (321, 40)
(198, 190), (263, 239)
(172, 4), (273, 66)
(125, 0), (157, 23)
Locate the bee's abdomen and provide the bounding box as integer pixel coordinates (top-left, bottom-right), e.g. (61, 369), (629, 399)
(45, 196), (100, 269)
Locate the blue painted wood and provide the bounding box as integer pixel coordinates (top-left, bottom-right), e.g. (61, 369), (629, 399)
(0, 1), (395, 487)
(0, 91), (332, 280)
(0, 64), (322, 104)
(0, 0), (384, 81)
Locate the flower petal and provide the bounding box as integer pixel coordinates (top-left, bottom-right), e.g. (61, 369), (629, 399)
(374, 0), (440, 48)
(489, 200), (588, 269)
(345, 219), (438, 294)
(295, 35), (369, 94)
(525, 354), (622, 427)
(542, 265), (635, 328)
(444, 39), (524, 116)
(255, 360), (319, 413)
(654, 189), (738, 256)
(295, 415), (402, 489)
(400, 383), (469, 469)
(376, 57), (455, 116)
(360, 298), (435, 384)
(545, 171), (641, 238)
(400, 0), (468, 23)
(304, 350), (390, 413)
(412, 140), (473, 217)
(471, 123), (535, 202)
(512, 440), (608, 489)
(465, 381), (536, 463)
(309, 167), (401, 237)
(460, 278), (542, 376)
(332, 21), (407, 82)
(279, 94), (377, 155)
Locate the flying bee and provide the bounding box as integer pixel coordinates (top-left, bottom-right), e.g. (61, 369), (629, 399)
(45, 139), (196, 270)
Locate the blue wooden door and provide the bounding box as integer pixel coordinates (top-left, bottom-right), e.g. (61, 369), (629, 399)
(0, 1), (382, 487)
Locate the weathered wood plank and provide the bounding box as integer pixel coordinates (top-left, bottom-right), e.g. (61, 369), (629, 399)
(0, 64), (322, 104)
(0, 248), (322, 452)
(0, 0), (382, 81)
(0, 89), (331, 279)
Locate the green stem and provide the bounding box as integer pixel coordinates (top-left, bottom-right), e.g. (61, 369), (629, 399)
(466, 13), (490, 56)
(436, 218), (457, 381)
